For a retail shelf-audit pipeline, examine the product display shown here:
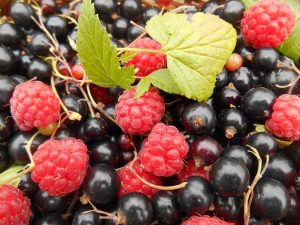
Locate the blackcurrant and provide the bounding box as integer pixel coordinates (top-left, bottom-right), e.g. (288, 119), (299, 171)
(218, 108), (248, 139)
(29, 32), (51, 56)
(0, 111), (14, 142)
(152, 191), (179, 225)
(83, 118), (108, 141)
(230, 67), (254, 93)
(18, 173), (39, 198)
(118, 134), (135, 151)
(40, 0), (57, 14)
(214, 195), (242, 221)
(252, 178), (290, 221)
(216, 86), (241, 108)
(91, 141), (120, 167)
(117, 193), (153, 225)
(285, 141), (300, 172)
(9, 2), (36, 29)
(120, 0), (142, 21)
(127, 25), (144, 42)
(34, 214), (65, 225)
(241, 87), (276, 121)
(143, 7), (160, 22)
(53, 127), (74, 140)
(27, 58), (52, 80)
(221, 145), (252, 169)
(180, 102), (216, 135)
(62, 94), (88, 120)
(0, 46), (18, 74)
(215, 68), (229, 90)
(252, 48), (279, 71)
(0, 76), (18, 109)
(281, 193), (300, 224)
(264, 153), (297, 187)
(177, 176), (214, 215)
(0, 145), (11, 173)
(45, 15), (68, 40)
(210, 157), (250, 197)
(220, 0), (244, 26)
(201, 0), (219, 14)
(247, 132), (278, 156)
(112, 18), (129, 39)
(94, 0), (118, 23)
(0, 23), (25, 47)
(103, 104), (121, 133)
(190, 136), (223, 166)
(235, 45), (255, 66)
(72, 206), (102, 225)
(82, 164), (120, 204)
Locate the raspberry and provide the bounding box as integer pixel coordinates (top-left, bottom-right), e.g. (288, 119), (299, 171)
(139, 123), (189, 177)
(31, 137), (89, 196)
(178, 159), (209, 182)
(115, 87), (165, 135)
(89, 84), (112, 104)
(241, 0), (296, 49)
(265, 94), (300, 141)
(125, 37), (167, 77)
(182, 215), (235, 225)
(10, 81), (60, 131)
(0, 184), (31, 225)
(118, 159), (162, 198)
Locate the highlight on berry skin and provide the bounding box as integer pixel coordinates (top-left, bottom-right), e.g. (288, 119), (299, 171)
(1, 0), (300, 225)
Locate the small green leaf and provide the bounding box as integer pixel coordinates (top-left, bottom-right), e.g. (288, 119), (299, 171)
(241, 0), (300, 61)
(77, 0), (135, 90)
(145, 13), (237, 102)
(135, 78), (152, 98)
(120, 52), (138, 63)
(0, 164), (24, 187)
(135, 69), (181, 97)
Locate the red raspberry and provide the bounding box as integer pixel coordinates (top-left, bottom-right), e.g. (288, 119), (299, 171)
(10, 81), (60, 131)
(118, 159), (162, 198)
(241, 0), (296, 49)
(178, 159), (209, 182)
(126, 37), (167, 77)
(89, 84), (112, 104)
(0, 184), (31, 225)
(115, 87), (165, 135)
(31, 137), (89, 196)
(182, 215), (234, 225)
(265, 94), (300, 141)
(139, 123), (189, 177)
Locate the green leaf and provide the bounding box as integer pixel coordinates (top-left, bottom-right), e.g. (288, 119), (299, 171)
(145, 13), (237, 102)
(241, 0), (300, 61)
(135, 69), (181, 97)
(0, 164), (24, 187)
(120, 52), (138, 63)
(77, 0), (135, 90)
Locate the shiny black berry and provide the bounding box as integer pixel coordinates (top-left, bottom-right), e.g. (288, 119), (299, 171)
(201, 0), (219, 14)
(9, 2), (36, 29)
(18, 173), (39, 198)
(252, 48), (279, 71)
(0, 46), (18, 74)
(220, 0), (244, 26)
(247, 132), (278, 157)
(112, 18), (130, 39)
(29, 32), (51, 56)
(214, 195), (242, 221)
(281, 193), (300, 224)
(0, 111), (14, 142)
(83, 118), (108, 141)
(152, 191), (179, 225)
(252, 178), (290, 221)
(121, 0), (142, 21)
(230, 67), (253, 93)
(35, 214), (65, 225)
(180, 102), (216, 135)
(0, 23), (24, 47)
(82, 164), (120, 204)
(190, 136), (223, 166)
(0, 145), (11, 173)
(264, 153), (296, 187)
(215, 68), (229, 90)
(216, 86), (241, 108)
(53, 127), (74, 140)
(0, 76), (17, 109)
(117, 193), (153, 225)
(27, 58), (52, 80)
(62, 94), (88, 120)
(72, 207), (102, 225)
(34, 190), (73, 214)
(221, 145), (252, 169)
(45, 15), (68, 40)
(94, 0), (118, 23)
(218, 108), (248, 139)
(91, 141), (120, 167)
(235, 45), (255, 66)
(210, 157), (250, 197)
(127, 25), (144, 42)
(241, 87), (276, 121)
(143, 7), (160, 22)
(177, 176), (214, 215)
(285, 141), (300, 172)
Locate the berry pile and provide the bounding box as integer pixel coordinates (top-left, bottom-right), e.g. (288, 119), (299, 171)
(1, 0), (300, 225)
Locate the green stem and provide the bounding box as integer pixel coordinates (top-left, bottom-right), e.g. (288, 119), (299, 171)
(116, 47), (162, 54)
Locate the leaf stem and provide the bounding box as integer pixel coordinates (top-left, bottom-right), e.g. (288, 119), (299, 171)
(0, 131), (39, 185)
(116, 47), (162, 54)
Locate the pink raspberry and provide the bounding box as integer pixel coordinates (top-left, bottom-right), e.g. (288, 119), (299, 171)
(182, 215), (235, 225)
(31, 137), (89, 196)
(241, 0), (296, 49)
(0, 184), (31, 225)
(118, 159), (162, 198)
(139, 123), (189, 177)
(265, 94), (300, 141)
(10, 81), (60, 131)
(126, 37), (167, 77)
(115, 87), (165, 135)
(178, 159), (209, 182)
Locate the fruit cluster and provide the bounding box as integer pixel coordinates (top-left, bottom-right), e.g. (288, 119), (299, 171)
(1, 0), (300, 225)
